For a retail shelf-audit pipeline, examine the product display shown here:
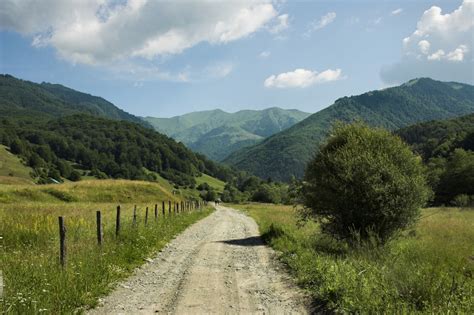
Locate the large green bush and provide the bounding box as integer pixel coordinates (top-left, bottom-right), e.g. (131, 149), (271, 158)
(303, 123), (431, 242)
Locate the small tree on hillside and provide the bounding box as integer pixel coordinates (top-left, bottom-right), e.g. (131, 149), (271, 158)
(303, 122), (430, 243)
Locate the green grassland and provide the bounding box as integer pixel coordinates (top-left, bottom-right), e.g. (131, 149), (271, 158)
(0, 180), (213, 314)
(0, 145), (33, 185)
(196, 173), (226, 193)
(230, 203), (474, 313)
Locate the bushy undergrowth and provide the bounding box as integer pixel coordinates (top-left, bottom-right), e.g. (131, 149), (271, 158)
(1, 200), (212, 313)
(232, 203), (474, 313)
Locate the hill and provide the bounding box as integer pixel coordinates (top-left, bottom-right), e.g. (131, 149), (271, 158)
(0, 144), (34, 184)
(397, 113), (474, 205)
(143, 107), (310, 161)
(0, 74), (149, 127)
(0, 114), (234, 187)
(396, 113), (474, 160)
(224, 78), (474, 181)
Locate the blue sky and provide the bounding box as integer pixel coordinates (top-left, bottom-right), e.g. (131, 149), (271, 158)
(0, 0), (472, 117)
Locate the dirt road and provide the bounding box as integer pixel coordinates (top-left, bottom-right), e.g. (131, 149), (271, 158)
(89, 205), (308, 314)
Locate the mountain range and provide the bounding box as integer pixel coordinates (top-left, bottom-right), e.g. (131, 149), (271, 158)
(0, 74), (232, 185)
(223, 78), (474, 181)
(0, 74), (149, 127)
(143, 108), (310, 161)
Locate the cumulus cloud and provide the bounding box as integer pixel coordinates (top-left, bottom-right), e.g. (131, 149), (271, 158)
(381, 0), (474, 84)
(269, 14), (289, 33)
(391, 8), (403, 16)
(304, 12), (336, 37)
(0, 0), (281, 66)
(418, 40), (431, 54)
(259, 51), (271, 58)
(264, 68), (344, 88)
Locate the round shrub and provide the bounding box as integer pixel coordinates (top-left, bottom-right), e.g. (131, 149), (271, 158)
(303, 122), (431, 242)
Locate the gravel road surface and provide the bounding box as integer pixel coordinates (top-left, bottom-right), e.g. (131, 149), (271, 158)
(89, 205), (308, 314)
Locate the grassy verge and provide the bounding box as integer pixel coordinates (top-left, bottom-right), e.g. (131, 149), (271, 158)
(230, 203), (474, 313)
(1, 181), (212, 314)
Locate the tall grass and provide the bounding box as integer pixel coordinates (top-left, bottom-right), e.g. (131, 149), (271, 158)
(232, 203), (474, 313)
(1, 180), (212, 314)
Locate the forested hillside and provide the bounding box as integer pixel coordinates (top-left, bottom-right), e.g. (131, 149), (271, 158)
(397, 113), (474, 159)
(0, 115), (233, 186)
(224, 78), (474, 181)
(397, 113), (474, 205)
(0, 74), (237, 186)
(144, 107), (310, 161)
(0, 74), (149, 127)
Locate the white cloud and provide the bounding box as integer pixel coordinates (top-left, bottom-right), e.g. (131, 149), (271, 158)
(269, 14), (289, 33)
(428, 49), (445, 61)
(446, 44), (469, 62)
(259, 51), (271, 58)
(204, 62), (234, 79)
(418, 40), (431, 54)
(304, 12), (336, 37)
(0, 0), (281, 66)
(391, 8), (403, 16)
(264, 68), (344, 88)
(381, 0), (474, 84)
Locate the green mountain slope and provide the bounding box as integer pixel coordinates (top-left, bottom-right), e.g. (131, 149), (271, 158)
(396, 113), (474, 205)
(0, 74), (235, 186)
(0, 74), (149, 127)
(224, 78), (474, 181)
(396, 113), (474, 159)
(0, 114), (235, 186)
(143, 107), (310, 161)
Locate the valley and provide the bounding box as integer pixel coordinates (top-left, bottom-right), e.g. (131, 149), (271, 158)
(1, 1), (473, 313)
(144, 108), (310, 161)
(1, 76), (473, 314)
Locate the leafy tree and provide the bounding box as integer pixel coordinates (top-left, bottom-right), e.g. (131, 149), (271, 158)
(435, 149), (474, 204)
(201, 189), (217, 201)
(9, 138), (25, 154)
(303, 123), (430, 243)
(221, 184), (246, 203)
(68, 170), (81, 182)
(251, 183), (280, 203)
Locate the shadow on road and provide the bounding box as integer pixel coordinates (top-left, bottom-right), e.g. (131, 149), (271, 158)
(217, 236), (265, 247)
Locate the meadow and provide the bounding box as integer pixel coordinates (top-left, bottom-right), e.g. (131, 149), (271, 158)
(0, 180), (213, 314)
(231, 203), (474, 314)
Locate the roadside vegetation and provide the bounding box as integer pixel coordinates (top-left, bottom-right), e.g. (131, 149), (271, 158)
(230, 122), (473, 313)
(232, 203), (474, 313)
(0, 180), (213, 314)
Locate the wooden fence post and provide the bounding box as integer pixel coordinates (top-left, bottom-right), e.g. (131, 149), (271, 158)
(116, 205), (121, 237)
(58, 216), (66, 268)
(133, 205), (137, 226)
(154, 204), (158, 220)
(145, 206), (149, 225)
(181, 201), (184, 213)
(168, 201), (171, 215)
(96, 211), (102, 245)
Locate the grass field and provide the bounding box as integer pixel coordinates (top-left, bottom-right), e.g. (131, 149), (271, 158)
(230, 203), (474, 314)
(196, 174), (226, 193)
(0, 180), (213, 314)
(0, 145), (33, 185)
